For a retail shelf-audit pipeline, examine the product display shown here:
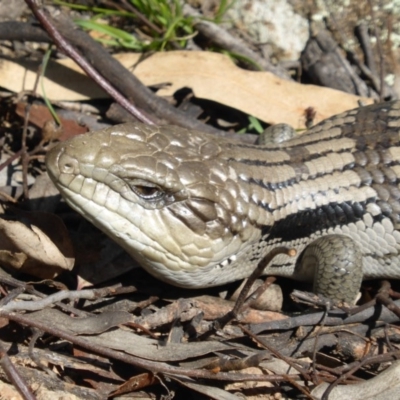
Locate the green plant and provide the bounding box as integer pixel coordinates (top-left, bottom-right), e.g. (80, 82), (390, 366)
(75, 19), (145, 50)
(53, 1), (131, 17)
(213, 0), (235, 23)
(41, 47), (61, 126)
(238, 115), (265, 134)
(55, 0), (233, 51)
(129, 0), (195, 50)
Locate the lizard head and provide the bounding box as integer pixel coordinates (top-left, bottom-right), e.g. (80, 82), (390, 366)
(46, 123), (262, 287)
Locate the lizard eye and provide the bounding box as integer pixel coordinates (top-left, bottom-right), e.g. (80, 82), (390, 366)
(134, 185), (163, 199)
(129, 180), (165, 201)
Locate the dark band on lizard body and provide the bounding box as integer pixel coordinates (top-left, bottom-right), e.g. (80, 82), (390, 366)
(46, 101), (400, 302)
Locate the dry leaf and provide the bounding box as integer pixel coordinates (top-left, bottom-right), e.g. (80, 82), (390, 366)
(0, 52), (373, 129)
(15, 102), (89, 141)
(0, 382), (22, 400)
(0, 210), (74, 279)
(126, 51), (373, 128)
(110, 373), (157, 396)
(0, 57), (106, 101)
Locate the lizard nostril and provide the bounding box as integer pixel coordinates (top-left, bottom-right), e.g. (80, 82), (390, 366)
(60, 156), (79, 175)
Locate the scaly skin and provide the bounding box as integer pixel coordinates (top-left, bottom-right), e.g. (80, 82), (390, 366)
(46, 101), (400, 302)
